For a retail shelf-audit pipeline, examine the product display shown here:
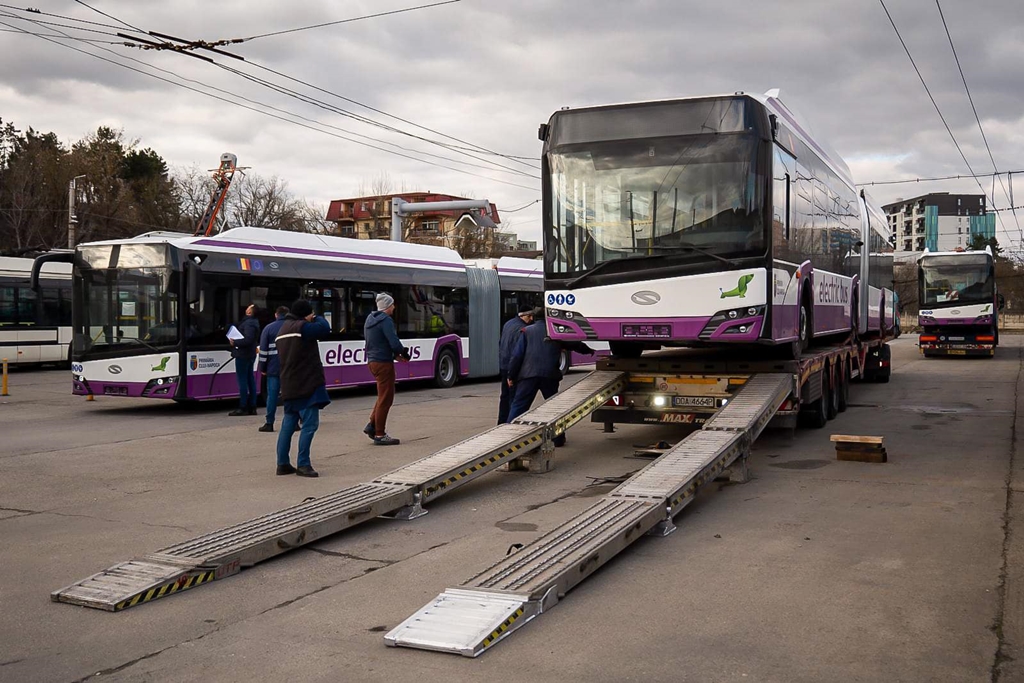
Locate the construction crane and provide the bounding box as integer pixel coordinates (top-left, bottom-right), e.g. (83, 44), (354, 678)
(193, 153), (240, 237)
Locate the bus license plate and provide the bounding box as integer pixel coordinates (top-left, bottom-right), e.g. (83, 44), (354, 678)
(948, 350), (966, 355)
(103, 386), (129, 396)
(621, 324), (672, 339)
(673, 396), (716, 408)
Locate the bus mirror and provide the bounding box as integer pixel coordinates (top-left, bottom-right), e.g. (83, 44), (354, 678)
(187, 262), (201, 304)
(998, 294), (1006, 311)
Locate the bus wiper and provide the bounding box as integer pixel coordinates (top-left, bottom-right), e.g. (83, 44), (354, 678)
(564, 253), (667, 290)
(118, 336), (162, 353)
(667, 242), (738, 267)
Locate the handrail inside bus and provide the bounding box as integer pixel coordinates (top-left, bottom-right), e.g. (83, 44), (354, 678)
(30, 250), (74, 292)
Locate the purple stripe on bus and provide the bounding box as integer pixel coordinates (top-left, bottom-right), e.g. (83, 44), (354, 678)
(922, 316), (992, 326)
(191, 238), (465, 271)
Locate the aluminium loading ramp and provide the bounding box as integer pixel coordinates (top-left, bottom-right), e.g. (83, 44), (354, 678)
(385, 373), (793, 657)
(52, 371), (626, 612)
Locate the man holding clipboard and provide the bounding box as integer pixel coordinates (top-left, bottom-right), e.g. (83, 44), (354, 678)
(228, 304), (261, 416)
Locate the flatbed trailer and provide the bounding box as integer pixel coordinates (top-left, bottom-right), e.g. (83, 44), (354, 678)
(52, 334), (891, 657)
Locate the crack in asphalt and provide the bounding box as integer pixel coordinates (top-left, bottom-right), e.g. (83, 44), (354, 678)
(0, 506), (193, 532)
(992, 343), (1022, 682)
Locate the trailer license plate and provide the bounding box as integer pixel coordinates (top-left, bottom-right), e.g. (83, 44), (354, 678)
(948, 350), (966, 355)
(948, 336), (965, 341)
(672, 396), (716, 408)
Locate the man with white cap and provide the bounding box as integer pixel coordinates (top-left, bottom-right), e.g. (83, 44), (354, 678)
(363, 292), (410, 445)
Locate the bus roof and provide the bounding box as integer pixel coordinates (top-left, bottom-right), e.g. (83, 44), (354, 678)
(919, 248), (993, 263)
(0, 256), (71, 277)
(80, 226), (469, 273)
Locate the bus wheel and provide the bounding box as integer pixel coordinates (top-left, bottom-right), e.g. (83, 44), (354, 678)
(837, 357), (850, 412)
(558, 349), (571, 376)
(788, 301), (810, 360)
(609, 341), (644, 359)
(876, 344), (891, 383)
(434, 348), (458, 389)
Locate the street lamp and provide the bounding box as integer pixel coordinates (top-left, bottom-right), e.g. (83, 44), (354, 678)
(68, 175), (86, 249)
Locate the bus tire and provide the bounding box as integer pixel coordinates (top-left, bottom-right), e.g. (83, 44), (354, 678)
(558, 349), (571, 376)
(788, 297), (811, 360)
(837, 357), (850, 412)
(826, 361), (839, 420)
(610, 341), (644, 359)
(434, 347), (458, 389)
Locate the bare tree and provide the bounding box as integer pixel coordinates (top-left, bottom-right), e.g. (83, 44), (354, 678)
(172, 164), (216, 232)
(225, 173), (305, 231)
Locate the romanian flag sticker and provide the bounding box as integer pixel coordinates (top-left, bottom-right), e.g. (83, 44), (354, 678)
(239, 257), (251, 271)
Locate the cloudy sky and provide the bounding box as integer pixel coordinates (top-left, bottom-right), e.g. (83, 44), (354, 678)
(1, 0), (1022, 249)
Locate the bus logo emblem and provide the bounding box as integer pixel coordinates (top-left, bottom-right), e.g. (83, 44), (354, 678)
(108, 365), (122, 375)
(631, 291), (661, 305)
(190, 355), (198, 371)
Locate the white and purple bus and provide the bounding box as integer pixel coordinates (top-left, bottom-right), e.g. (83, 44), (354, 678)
(0, 256), (72, 365)
(918, 247), (1002, 357)
(539, 90), (895, 358)
(53, 227), (568, 401)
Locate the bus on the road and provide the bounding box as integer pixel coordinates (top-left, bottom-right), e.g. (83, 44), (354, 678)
(44, 227), (584, 401)
(918, 247), (1002, 357)
(0, 256), (72, 365)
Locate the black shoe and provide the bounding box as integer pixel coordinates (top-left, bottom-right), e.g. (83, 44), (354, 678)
(296, 465), (319, 478)
(373, 434), (400, 446)
(363, 422), (375, 439)
(228, 409), (249, 416)
(276, 463), (296, 475)
(259, 423), (274, 433)
(247, 407), (257, 416)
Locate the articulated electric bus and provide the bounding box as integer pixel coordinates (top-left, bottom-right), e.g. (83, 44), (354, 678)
(39, 227), (576, 401)
(0, 256), (72, 364)
(918, 247), (1002, 357)
(539, 89), (895, 358)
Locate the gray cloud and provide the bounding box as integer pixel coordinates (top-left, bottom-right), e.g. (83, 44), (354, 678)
(0, 0), (1022, 246)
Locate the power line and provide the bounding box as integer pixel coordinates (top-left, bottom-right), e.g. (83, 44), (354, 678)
(858, 169), (1024, 187)
(0, 20), (540, 193)
(0, 2), (132, 31)
(934, 0), (1022, 242)
(239, 0), (461, 42)
(877, 0), (1009, 239)
(497, 199), (540, 213)
(72, 0), (144, 33)
(0, 25), (127, 44)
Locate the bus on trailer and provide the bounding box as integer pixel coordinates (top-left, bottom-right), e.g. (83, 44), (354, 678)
(0, 256), (72, 365)
(49, 227), (570, 401)
(539, 89), (895, 358)
(918, 247), (1002, 357)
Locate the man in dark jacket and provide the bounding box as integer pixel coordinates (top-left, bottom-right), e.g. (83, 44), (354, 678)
(497, 304), (535, 424)
(363, 292), (409, 446)
(228, 304), (261, 416)
(257, 306), (289, 433)
(275, 300), (331, 477)
(506, 321), (592, 446)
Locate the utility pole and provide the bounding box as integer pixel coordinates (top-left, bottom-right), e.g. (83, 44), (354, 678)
(67, 175), (85, 249)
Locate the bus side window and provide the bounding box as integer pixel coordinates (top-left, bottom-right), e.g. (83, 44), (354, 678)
(0, 285), (16, 325)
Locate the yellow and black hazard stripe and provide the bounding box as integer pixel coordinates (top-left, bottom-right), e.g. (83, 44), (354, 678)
(114, 570), (216, 611)
(424, 434), (543, 498)
(481, 607), (525, 649)
(668, 456), (731, 509)
(555, 385), (624, 435)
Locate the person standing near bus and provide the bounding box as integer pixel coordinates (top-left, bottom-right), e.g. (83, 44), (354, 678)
(497, 304), (535, 424)
(275, 300), (331, 477)
(257, 305), (289, 433)
(228, 304), (261, 417)
(506, 320), (592, 446)
(363, 292), (409, 446)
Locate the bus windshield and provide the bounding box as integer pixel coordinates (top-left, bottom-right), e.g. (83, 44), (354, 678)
(546, 133), (765, 276)
(73, 244), (179, 359)
(920, 256), (993, 307)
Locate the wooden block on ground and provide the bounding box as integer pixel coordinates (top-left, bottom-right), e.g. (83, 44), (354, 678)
(836, 447), (888, 463)
(830, 434), (884, 445)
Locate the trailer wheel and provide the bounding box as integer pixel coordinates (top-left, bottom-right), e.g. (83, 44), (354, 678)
(837, 357), (850, 412)
(434, 348), (458, 389)
(826, 361), (840, 420)
(876, 344), (891, 383)
(799, 371), (828, 429)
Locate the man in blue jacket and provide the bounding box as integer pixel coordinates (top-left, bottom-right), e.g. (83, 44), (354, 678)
(497, 304), (536, 424)
(257, 305), (289, 433)
(228, 304), (261, 416)
(275, 300), (331, 477)
(506, 320), (592, 446)
(363, 292), (409, 446)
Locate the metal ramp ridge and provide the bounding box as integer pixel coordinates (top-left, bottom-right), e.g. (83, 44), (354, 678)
(386, 373), (792, 657)
(52, 370), (627, 612)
